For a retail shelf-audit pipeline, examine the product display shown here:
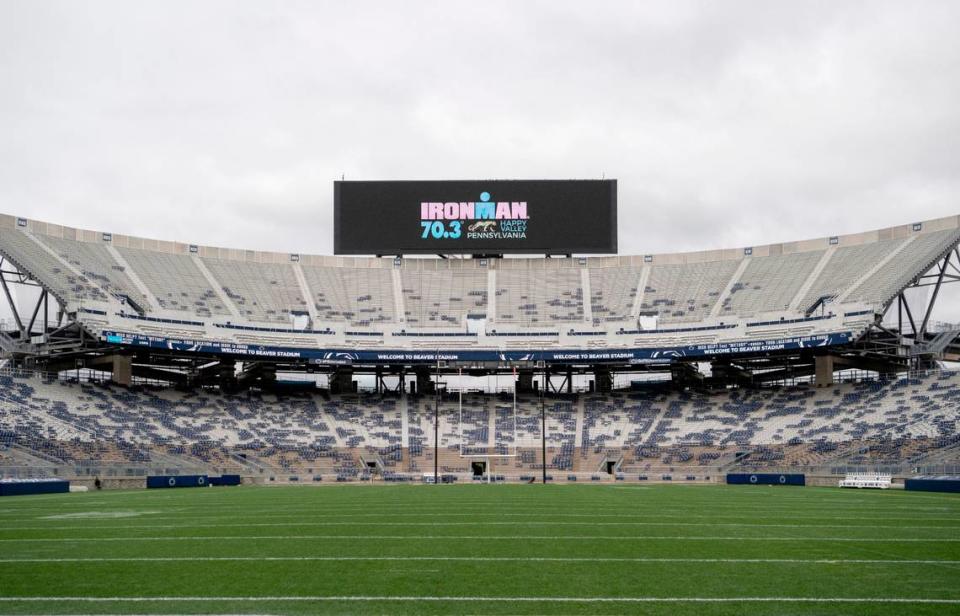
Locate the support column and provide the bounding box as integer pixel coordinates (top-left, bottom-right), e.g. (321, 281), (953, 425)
(516, 369), (534, 394)
(670, 363), (702, 389)
(330, 368), (355, 394)
(415, 367), (434, 395)
(259, 365), (277, 390)
(111, 355), (133, 386)
(218, 359), (238, 393)
(593, 367), (612, 393)
(814, 355), (835, 388)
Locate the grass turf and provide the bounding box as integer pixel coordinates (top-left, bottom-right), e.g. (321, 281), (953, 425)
(0, 483), (958, 615)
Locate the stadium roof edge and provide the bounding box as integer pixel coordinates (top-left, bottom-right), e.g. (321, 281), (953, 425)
(1, 211), (958, 267)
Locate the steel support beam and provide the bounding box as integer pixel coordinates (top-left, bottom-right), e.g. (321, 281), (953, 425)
(0, 274), (23, 333)
(900, 293), (918, 337)
(898, 295), (904, 337)
(920, 255), (949, 338)
(25, 290), (46, 335)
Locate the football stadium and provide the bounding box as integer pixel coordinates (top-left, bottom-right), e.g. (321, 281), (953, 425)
(3, 2), (960, 614)
(1, 181), (960, 613)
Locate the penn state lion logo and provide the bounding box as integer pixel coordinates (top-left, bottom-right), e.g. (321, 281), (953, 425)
(469, 220), (497, 233)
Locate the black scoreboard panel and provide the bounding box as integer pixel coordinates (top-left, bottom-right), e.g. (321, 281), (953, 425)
(334, 179), (617, 255)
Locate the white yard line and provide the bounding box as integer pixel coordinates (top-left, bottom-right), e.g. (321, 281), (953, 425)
(0, 556), (955, 565)
(0, 534), (956, 543)
(3, 503), (956, 516)
(4, 520), (957, 531)
(10, 511), (960, 524)
(0, 521), (960, 532)
(0, 596), (958, 604)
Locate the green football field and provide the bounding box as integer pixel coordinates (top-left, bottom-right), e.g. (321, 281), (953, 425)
(0, 484), (958, 615)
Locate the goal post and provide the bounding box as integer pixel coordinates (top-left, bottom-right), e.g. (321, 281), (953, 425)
(457, 368), (519, 482)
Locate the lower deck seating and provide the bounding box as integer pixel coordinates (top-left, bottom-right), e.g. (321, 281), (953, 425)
(1, 371), (958, 478)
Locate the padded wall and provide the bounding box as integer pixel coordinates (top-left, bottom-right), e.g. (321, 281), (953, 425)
(146, 475), (208, 489)
(0, 480), (70, 496)
(904, 478), (960, 493)
(726, 473), (805, 486)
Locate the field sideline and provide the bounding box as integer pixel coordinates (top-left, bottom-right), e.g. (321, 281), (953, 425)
(0, 484), (958, 615)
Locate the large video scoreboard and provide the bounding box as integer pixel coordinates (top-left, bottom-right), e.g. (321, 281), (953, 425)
(334, 179), (617, 255)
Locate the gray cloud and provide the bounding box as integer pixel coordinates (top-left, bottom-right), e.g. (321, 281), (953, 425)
(1, 0), (958, 261)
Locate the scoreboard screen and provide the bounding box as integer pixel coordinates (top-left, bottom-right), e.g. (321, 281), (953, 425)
(334, 179), (617, 255)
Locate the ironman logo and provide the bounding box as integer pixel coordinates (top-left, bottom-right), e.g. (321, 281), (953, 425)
(420, 192), (529, 241)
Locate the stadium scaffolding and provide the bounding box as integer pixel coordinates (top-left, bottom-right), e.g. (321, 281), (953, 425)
(2, 212), (960, 394)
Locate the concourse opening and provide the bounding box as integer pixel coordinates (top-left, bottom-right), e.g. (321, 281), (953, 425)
(472, 461), (486, 478)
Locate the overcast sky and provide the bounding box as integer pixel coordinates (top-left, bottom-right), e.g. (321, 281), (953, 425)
(1, 0), (958, 257)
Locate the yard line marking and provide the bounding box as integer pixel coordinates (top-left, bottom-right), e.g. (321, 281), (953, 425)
(6, 504), (956, 517)
(4, 520), (957, 531)
(0, 534), (956, 543)
(18, 512), (960, 524)
(0, 556), (955, 565)
(1, 596), (959, 604)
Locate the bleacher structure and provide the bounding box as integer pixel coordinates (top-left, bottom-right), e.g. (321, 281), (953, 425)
(1, 212), (960, 483)
(1, 369), (958, 481)
(2, 213), (959, 384)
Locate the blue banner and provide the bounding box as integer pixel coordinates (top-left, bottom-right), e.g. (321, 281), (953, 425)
(100, 330), (854, 365)
(727, 473), (805, 486)
(0, 480), (70, 497)
(146, 475), (208, 489)
(208, 475), (242, 486)
(905, 478), (960, 493)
